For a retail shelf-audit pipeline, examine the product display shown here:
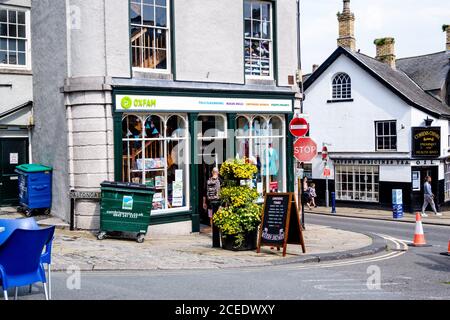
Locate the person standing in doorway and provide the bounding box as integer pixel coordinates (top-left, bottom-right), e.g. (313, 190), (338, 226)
(203, 167), (222, 247)
(421, 176), (442, 217)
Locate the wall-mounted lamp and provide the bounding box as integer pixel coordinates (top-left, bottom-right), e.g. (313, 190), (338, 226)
(424, 117), (434, 127)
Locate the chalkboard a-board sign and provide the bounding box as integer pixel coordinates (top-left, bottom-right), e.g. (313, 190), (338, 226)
(257, 193), (306, 257)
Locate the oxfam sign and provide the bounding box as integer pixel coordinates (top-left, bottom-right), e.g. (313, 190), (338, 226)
(119, 96), (157, 110)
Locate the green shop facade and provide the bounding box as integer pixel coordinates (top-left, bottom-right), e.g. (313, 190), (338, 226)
(112, 87), (296, 233)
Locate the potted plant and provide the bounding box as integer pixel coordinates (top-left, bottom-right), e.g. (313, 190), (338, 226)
(213, 159), (262, 251)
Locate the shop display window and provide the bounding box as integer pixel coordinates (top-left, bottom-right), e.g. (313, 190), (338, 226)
(122, 114), (188, 213)
(236, 115), (285, 202)
(335, 165), (379, 202)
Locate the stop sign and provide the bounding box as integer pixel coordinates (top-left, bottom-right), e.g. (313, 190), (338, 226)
(294, 138), (318, 162)
(289, 117), (309, 137)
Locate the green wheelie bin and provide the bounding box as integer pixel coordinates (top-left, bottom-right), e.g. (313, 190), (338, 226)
(97, 181), (155, 243)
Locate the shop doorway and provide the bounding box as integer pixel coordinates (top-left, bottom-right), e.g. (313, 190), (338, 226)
(196, 115), (227, 225)
(411, 166), (439, 212)
(0, 138), (28, 206)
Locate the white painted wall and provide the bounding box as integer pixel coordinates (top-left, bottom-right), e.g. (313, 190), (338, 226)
(304, 53), (449, 182)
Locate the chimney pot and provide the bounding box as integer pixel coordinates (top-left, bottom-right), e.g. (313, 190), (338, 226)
(374, 37), (396, 69)
(312, 64), (319, 73)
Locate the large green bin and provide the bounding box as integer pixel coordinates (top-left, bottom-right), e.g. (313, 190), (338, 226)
(97, 181), (155, 243)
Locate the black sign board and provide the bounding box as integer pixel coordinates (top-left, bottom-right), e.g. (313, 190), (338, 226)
(257, 193), (306, 257)
(412, 127), (441, 158)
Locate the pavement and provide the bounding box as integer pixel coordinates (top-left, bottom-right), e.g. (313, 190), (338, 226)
(0, 206), (387, 271)
(306, 206), (450, 226)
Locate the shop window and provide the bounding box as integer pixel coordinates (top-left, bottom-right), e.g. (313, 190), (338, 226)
(122, 113), (189, 213)
(375, 120), (397, 151)
(244, 1), (273, 79)
(335, 165), (379, 202)
(332, 73), (352, 100)
(0, 7), (29, 67)
(236, 115), (285, 202)
(130, 0), (170, 72)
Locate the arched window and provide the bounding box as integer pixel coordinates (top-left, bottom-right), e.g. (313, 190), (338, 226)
(332, 73), (352, 100)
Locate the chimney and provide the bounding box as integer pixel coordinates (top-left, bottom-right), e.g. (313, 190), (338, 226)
(337, 0), (356, 51)
(443, 24), (450, 51)
(312, 64), (319, 73)
(374, 37), (396, 69)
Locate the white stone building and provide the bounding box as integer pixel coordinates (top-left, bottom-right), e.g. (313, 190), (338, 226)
(303, 0), (450, 212)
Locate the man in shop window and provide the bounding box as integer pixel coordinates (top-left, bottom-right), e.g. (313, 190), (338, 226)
(203, 167), (222, 248)
(421, 176), (442, 217)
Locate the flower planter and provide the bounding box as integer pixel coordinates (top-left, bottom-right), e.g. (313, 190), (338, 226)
(221, 230), (258, 251)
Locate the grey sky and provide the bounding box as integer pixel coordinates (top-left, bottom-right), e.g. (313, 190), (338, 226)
(300, 0), (450, 74)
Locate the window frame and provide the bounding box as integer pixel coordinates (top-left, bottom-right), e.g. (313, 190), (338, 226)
(375, 120), (397, 152)
(244, 0), (274, 80)
(235, 114), (286, 199)
(130, 0), (171, 74)
(121, 113), (190, 215)
(335, 165), (380, 203)
(0, 6), (31, 70)
(331, 72), (352, 101)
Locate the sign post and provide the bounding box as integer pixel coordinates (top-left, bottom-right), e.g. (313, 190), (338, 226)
(257, 193), (306, 257)
(322, 145), (330, 208)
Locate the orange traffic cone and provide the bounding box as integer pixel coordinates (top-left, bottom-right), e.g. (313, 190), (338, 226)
(440, 240), (450, 256)
(410, 212), (430, 247)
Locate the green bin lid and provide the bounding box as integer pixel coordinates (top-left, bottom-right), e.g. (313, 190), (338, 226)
(16, 164), (53, 173)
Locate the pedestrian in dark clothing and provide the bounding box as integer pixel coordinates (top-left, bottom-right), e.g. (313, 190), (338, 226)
(203, 167), (222, 247)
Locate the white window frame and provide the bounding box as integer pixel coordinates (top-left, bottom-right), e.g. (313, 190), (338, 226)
(375, 120), (397, 151)
(335, 165), (379, 203)
(331, 72), (352, 100)
(244, 0), (274, 80)
(0, 6), (31, 70)
(130, 0), (171, 74)
(236, 114), (286, 194)
(122, 113), (190, 215)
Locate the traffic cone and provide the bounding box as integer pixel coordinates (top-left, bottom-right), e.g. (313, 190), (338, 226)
(409, 212), (430, 247)
(440, 240), (450, 256)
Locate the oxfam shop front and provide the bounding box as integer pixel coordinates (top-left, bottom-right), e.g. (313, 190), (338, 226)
(113, 89), (296, 233)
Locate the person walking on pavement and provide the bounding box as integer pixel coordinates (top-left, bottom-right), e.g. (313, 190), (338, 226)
(421, 176), (442, 217)
(203, 167), (222, 247)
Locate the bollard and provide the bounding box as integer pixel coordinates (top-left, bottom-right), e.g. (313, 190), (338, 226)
(331, 192), (336, 214)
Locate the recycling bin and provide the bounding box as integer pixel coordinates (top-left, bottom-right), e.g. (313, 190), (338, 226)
(15, 164), (53, 217)
(97, 181), (155, 243)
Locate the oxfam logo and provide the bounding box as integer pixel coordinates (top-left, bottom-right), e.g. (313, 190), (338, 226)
(121, 96), (133, 110)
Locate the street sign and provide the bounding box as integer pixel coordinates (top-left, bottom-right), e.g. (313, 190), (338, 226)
(323, 166), (331, 177)
(294, 138), (318, 162)
(289, 117), (309, 137)
(322, 146), (329, 160)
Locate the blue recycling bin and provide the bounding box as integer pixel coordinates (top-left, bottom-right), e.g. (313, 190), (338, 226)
(15, 164), (52, 217)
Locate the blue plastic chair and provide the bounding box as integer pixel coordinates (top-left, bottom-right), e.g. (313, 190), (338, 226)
(0, 227), (55, 300)
(0, 218), (54, 299)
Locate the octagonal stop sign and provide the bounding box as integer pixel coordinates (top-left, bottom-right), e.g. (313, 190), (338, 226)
(294, 138), (318, 162)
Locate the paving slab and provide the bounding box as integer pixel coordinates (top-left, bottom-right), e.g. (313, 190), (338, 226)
(48, 224), (382, 272)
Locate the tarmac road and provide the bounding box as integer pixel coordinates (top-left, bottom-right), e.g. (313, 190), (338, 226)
(12, 214), (450, 300)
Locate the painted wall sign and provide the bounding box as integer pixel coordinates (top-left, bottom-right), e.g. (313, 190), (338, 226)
(412, 127), (441, 158)
(69, 191), (101, 199)
(115, 94), (293, 113)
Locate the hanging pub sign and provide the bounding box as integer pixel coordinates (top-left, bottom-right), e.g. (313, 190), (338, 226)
(412, 127), (441, 158)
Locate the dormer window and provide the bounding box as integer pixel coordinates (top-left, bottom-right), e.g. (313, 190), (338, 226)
(332, 72), (352, 100)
